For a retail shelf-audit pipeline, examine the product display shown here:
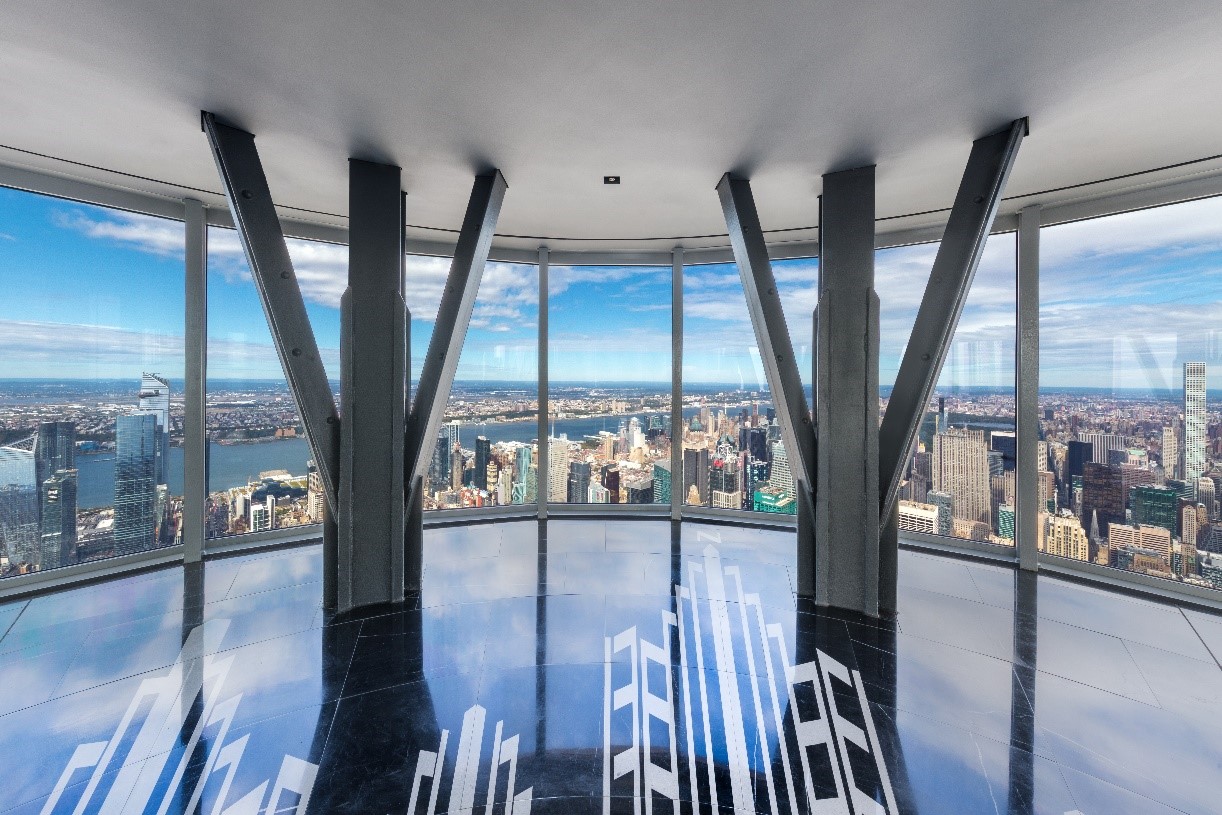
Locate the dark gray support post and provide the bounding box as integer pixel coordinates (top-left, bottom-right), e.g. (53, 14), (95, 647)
(1016, 205), (1041, 572)
(879, 118), (1027, 522)
(671, 246), (683, 521)
(537, 246), (549, 520)
(183, 199), (207, 563)
(1008, 569), (1038, 813)
(814, 166), (880, 614)
(879, 501), (899, 616)
(336, 160), (407, 612)
(716, 174), (816, 504)
(201, 112), (340, 515)
(405, 477), (423, 592)
(405, 171), (508, 492)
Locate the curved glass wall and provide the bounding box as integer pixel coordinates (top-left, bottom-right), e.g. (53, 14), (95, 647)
(1038, 196), (1222, 590)
(884, 234), (1018, 548)
(205, 227), (341, 539)
(426, 261), (538, 510)
(547, 265), (671, 506)
(0, 186), (184, 577)
(2, 168), (1216, 600)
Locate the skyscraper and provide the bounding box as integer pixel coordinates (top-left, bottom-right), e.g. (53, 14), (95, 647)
(307, 460), (325, 522)
(35, 421), (76, 569)
(927, 490), (954, 536)
(430, 430), (451, 494)
(0, 446), (39, 566)
(1080, 462), (1125, 538)
(652, 461), (671, 504)
(39, 469), (77, 570)
(932, 427), (991, 528)
(137, 373), (171, 485)
(474, 436), (491, 490)
(567, 460), (592, 503)
(548, 436), (569, 502)
(1077, 432), (1128, 466)
(1184, 362), (1206, 499)
(113, 413), (157, 555)
(1161, 425), (1180, 481)
(1130, 484), (1177, 533)
(1197, 477), (1216, 522)
(683, 447), (709, 505)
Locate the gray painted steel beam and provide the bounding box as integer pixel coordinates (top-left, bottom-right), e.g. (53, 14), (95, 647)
(201, 112), (340, 515)
(717, 174), (816, 496)
(878, 118), (1027, 522)
(671, 247), (683, 521)
(337, 160), (408, 611)
(814, 166), (880, 614)
(1016, 205), (1042, 572)
(182, 199), (207, 564)
(406, 171), (508, 489)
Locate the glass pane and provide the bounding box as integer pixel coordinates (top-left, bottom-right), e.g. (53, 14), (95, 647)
(205, 227), (342, 539)
(682, 262), (796, 514)
(1040, 198), (1222, 590)
(547, 265), (671, 505)
(0, 187), (184, 576)
(885, 234), (1017, 546)
(425, 262), (539, 510)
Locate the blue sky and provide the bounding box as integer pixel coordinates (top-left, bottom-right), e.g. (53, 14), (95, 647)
(3, 183), (1222, 391)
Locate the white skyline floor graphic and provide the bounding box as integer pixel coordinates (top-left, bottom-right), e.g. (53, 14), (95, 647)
(602, 531), (899, 815)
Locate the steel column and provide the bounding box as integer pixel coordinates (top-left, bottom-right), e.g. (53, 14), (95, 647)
(182, 199), (207, 563)
(201, 113), (340, 515)
(814, 166), (880, 613)
(1016, 205), (1042, 572)
(405, 171), (508, 490)
(717, 175), (816, 500)
(671, 247), (683, 521)
(878, 118), (1027, 521)
(537, 246), (549, 520)
(336, 160), (407, 611)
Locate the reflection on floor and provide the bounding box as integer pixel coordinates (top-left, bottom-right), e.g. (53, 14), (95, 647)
(1, 520), (1220, 814)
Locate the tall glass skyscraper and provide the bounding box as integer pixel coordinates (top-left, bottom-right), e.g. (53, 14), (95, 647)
(1184, 362), (1206, 500)
(136, 373), (171, 485)
(39, 470), (77, 570)
(0, 446), (38, 566)
(113, 413), (157, 555)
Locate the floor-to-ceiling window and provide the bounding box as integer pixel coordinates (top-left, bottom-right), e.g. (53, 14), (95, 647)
(1038, 197), (1222, 590)
(682, 261), (798, 514)
(0, 187), (184, 576)
(547, 265), (671, 506)
(204, 227), (341, 539)
(425, 261), (538, 511)
(884, 234), (1018, 547)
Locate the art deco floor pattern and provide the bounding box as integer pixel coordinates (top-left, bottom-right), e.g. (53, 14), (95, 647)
(1, 520), (1220, 814)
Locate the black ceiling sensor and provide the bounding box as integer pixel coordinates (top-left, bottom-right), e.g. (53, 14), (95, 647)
(603, 175), (621, 184)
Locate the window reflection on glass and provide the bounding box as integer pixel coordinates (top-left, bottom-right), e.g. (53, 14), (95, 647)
(424, 262), (538, 511)
(0, 187), (184, 576)
(546, 266), (671, 505)
(883, 235), (1018, 546)
(1039, 198), (1222, 591)
(683, 262), (799, 514)
(205, 227), (342, 538)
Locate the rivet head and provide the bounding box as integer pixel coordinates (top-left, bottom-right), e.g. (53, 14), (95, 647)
(973, 195), (984, 204)
(280, 271), (291, 279)
(240, 189), (254, 200)
(326, 416), (337, 424)
(292, 348), (302, 357)
(921, 353), (931, 361)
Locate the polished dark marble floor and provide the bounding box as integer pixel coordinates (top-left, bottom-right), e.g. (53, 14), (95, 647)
(1, 520), (1220, 814)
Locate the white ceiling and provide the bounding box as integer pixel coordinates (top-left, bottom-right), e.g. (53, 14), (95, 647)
(1, 0), (1221, 252)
